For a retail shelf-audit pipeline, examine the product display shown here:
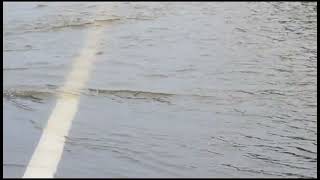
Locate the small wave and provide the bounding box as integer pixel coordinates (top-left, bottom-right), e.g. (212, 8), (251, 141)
(3, 163), (26, 168)
(3, 86), (221, 107)
(268, 133), (315, 142)
(5, 17), (123, 36)
(3, 89), (55, 102)
(288, 146), (317, 155)
(222, 164), (284, 177)
(3, 67), (29, 71)
(35, 4), (48, 8)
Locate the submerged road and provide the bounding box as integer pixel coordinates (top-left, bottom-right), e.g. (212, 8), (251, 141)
(3, 2), (317, 178)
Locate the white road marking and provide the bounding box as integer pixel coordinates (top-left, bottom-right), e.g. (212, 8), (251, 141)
(23, 24), (104, 178)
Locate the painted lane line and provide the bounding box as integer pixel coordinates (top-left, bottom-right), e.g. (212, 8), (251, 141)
(23, 26), (104, 178)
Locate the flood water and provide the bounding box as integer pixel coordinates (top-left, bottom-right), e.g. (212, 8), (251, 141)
(3, 2), (317, 178)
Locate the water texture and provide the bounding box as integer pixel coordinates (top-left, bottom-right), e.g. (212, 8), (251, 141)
(3, 2), (317, 178)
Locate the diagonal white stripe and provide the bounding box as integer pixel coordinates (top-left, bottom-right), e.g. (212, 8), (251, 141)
(23, 24), (104, 178)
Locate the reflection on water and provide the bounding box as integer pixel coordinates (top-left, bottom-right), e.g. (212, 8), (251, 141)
(3, 2), (317, 178)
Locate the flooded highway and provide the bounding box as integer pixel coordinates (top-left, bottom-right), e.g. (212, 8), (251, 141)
(3, 2), (317, 178)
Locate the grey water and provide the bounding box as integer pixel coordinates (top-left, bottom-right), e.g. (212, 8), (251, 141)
(3, 2), (317, 178)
